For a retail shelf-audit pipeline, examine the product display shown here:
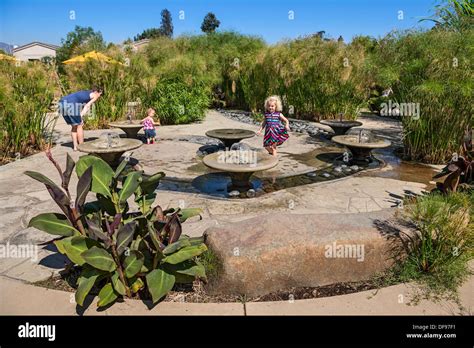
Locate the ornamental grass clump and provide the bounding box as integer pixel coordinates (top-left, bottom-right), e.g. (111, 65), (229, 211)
(398, 191), (474, 295)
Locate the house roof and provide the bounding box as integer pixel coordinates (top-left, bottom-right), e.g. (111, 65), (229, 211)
(132, 39), (151, 46)
(13, 42), (60, 53)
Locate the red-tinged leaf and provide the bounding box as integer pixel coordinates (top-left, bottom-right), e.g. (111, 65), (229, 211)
(151, 205), (165, 222)
(45, 184), (71, 219)
(63, 153), (75, 189)
(166, 213), (182, 244)
(110, 213), (122, 233)
(86, 218), (110, 244)
(116, 221), (137, 255)
(148, 222), (165, 251)
(25, 171), (58, 189)
(146, 269), (175, 304)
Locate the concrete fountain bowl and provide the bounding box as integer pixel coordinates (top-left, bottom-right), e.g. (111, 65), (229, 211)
(77, 137), (142, 166)
(205, 128), (255, 149)
(109, 120), (143, 138)
(320, 119), (363, 136)
(202, 150), (278, 192)
(332, 133), (391, 164)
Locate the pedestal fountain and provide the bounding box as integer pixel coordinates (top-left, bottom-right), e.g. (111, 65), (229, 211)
(202, 147), (278, 192)
(109, 101), (144, 138)
(205, 128), (255, 149)
(77, 132), (142, 166)
(320, 114), (363, 136)
(332, 129), (391, 164)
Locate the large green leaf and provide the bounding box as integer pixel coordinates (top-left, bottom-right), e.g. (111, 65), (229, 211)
(111, 271), (126, 296)
(28, 213), (78, 236)
(116, 221), (137, 255)
(82, 246), (117, 272)
(76, 156), (114, 197)
(123, 250), (144, 278)
(24, 171), (58, 189)
(75, 267), (102, 306)
(76, 166), (92, 209)
(119, 171), (142, 204)
(114, 158), (128, 180)
(163, 260), (206, 278)
(162, 238), (191, 255)
(173, 273), (197, 284)
(97, 283), (118, 307)
(162, 244), (208, 265)
(62, 236), (96, 265)
(136, 193), (156, 215)
(178, 208), (203, 223)
(146, 269), (175, 304)
(140, 172), (165, 195)
(53, 238), (68, 254)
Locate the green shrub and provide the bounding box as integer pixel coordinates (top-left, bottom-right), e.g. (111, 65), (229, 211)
(144, 78), (210, 125)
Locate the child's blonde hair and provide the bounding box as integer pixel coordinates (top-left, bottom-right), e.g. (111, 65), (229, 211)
(146, 107), (161, 125)
(264, 95), (283, 112)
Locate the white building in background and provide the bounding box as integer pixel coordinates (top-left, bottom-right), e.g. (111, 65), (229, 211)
(121, 39), (151, 53)
(13, 42), (59, 62)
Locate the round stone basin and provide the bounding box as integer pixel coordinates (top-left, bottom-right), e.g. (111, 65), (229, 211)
(203, 150), (278, 192)
(205, 128), (255, 148)
(77, 138), (142, 166)
(109, 120), (143, 138)
(320, 119), (363, 136)
(332, 135), (391, 163)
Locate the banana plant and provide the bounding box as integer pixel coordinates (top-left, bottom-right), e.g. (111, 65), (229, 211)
(26, 150), (207, 308)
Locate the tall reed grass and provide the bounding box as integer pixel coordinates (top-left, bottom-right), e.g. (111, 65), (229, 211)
(366, 29), (473, 163)
(0, 61), (56, 161)
(239, 35), (368, 120)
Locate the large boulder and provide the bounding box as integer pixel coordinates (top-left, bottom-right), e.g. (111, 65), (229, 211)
(204, 209), (411, 296)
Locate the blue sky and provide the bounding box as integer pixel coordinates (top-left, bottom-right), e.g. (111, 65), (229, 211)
(0, 0), (437, 46)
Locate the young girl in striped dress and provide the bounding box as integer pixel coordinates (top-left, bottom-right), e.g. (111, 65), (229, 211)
(256, 95), (290, 156)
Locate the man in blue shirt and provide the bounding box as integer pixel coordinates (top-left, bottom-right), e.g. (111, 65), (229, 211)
(58, 87), (103, 151)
